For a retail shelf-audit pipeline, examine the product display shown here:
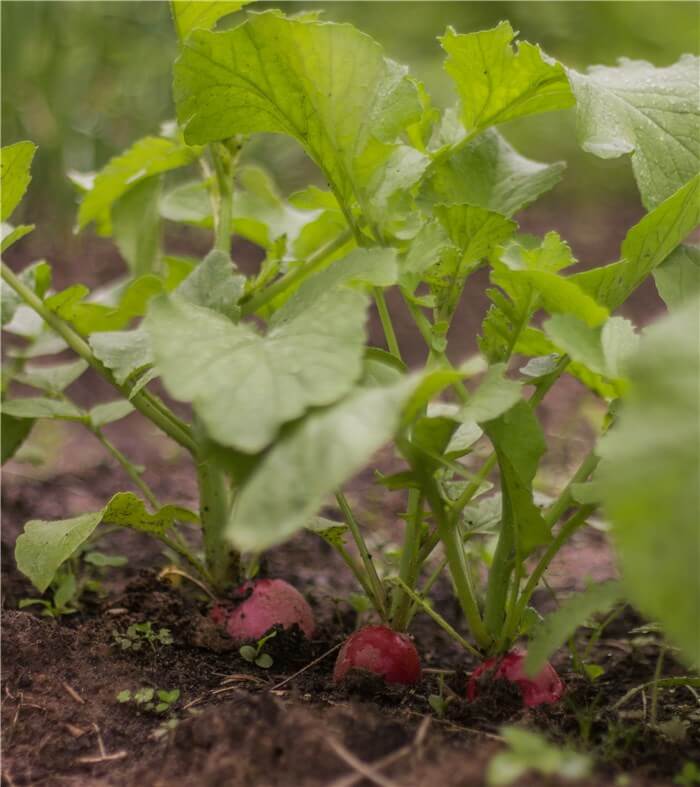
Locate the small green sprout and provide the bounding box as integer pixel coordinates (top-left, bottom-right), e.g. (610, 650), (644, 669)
(116, 687), (180, 714)
(428, 673), (453, 718)
(239, 630), (277, 669)
(112, 621), (174, 652)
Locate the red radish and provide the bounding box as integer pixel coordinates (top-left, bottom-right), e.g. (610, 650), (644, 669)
(210, 578), (315, 643)
(467, 647), (564, 707)
(333, 625), (421, 685)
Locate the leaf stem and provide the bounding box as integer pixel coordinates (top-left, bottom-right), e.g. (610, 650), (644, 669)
(336, 491), (387, 620)
(1, 262), (197, 455)
(89, 426), (159, 509)
(501, 504), (596, 646)
(391, 577), (481, 658)
(390, 489), (423, 631)
(240, 230), (353, 316)
(211, 142), (234, 254)
(373, 287), (402, 362)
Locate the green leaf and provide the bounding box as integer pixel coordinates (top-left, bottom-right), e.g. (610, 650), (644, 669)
(1, 141), (37, 221)
(255, 653), (273, 669)
(544, 314), (639, 384)
(2, 397), (84, 421)
(479, 233), (602, 361)
(1, 260), (51, 327)
(88, 400), (135, 428)
(146, 288), (368, 452)
(15, 511), (103, 592)
(171, 1), (249, 40)
(227, 379), (414, 551)
(459, 365), (522, 425)
(487, 727), (591, 787)
(596, 298), (700, 667)
(77, 137), (199, 231)
(90, 327), (155, 393)
(305, 516), (350, 548)
(1, 223), (34, 252)
(524, 581), (622, 676)
(570, 55), (700, 209)
(399, 219), (451, 294)
(441, 22), (574, 135)
(175, 249), (244, 318)
(654, 245), (700, 310)
(1, 413), (34, 464)
(116, 690), (132, 703)
(111, 177), (162, 276)
(422, 128), (565, 217)
(428, 204), (515, 316)
(14, 360), (88, 394)
(573, 174), (700, 311)
(174, 12), (424, 229)
(102, 492), (198, 536)
(484, 401), (549, 556)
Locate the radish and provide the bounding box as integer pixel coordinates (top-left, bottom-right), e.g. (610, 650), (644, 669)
(210, 578), (315, 643)
(466, 647), (564, 707)
(333, 625), (421, 685)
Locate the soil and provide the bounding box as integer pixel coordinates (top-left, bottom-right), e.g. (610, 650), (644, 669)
(3, 208), (698, 786)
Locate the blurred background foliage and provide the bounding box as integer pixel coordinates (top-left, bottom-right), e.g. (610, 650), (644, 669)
(3, 1), (699, 237)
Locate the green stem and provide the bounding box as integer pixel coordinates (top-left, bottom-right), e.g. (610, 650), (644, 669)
(240, 230), (353, 317)
(406, 552), (449, 625)
(374, 287), (402, 361)
(423, 478), (491, 649)
(336, 491), (387, 620)
(211, 143), (234, 254)
(390, 489), (423, 631)
(197, 455), (239, 592)
(543, 448), (600, 529)
(1, 263), (197, 455)
(89, 427), (159, 509)
(501, 504), (596, 646)
(158, 533), (214, 586)
(391, 577), (481, 658)
(483, 482), (515, 640)
(335, 544), (376, 602)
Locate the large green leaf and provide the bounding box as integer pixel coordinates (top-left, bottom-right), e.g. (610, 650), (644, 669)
(653, 244), (700, 310)
(171, 1), (250, 41)
(573, 174), (700, 311)
(597, 299), (700, 667)
(173, 12), (424, 229)
(77, 137), (199, 231)
(2, 397), (84, 421)
(1, 141), (37, 222)
(16, 512), (104, 593)
(146, 288), (368, 452)
(525, 581), (622, 676)
(90, 326), (156, 396)
(441, 22), (574, 135)
(227, 379), (413, 550)
(570, 55), (700, 209)
(422, 128), (565, 217)
(15, 492), (199, 592)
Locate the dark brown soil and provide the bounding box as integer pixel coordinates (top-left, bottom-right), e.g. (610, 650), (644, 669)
(3, 209), (697, 786)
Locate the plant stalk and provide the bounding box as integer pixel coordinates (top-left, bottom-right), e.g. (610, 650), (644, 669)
(1, 262), (197, 455)
(336, 491), (387, 620)
(240, 230), (353, 317)
(374, 287), (402, 361)
(390, 489), (423, 631)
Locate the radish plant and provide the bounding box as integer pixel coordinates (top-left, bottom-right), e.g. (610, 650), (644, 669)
(2, 6), (698, 689)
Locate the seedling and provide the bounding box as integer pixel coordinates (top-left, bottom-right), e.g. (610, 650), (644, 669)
(238, 630), (277, 669)
(19, 569), (79, 618)
(117, 687), (180, 714)
(2, 4), (697, 705)
(112, 622), (174, 652)
(428, 673), (453, 718)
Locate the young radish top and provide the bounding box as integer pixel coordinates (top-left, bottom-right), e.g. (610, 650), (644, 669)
(2, 4), (698, 686)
